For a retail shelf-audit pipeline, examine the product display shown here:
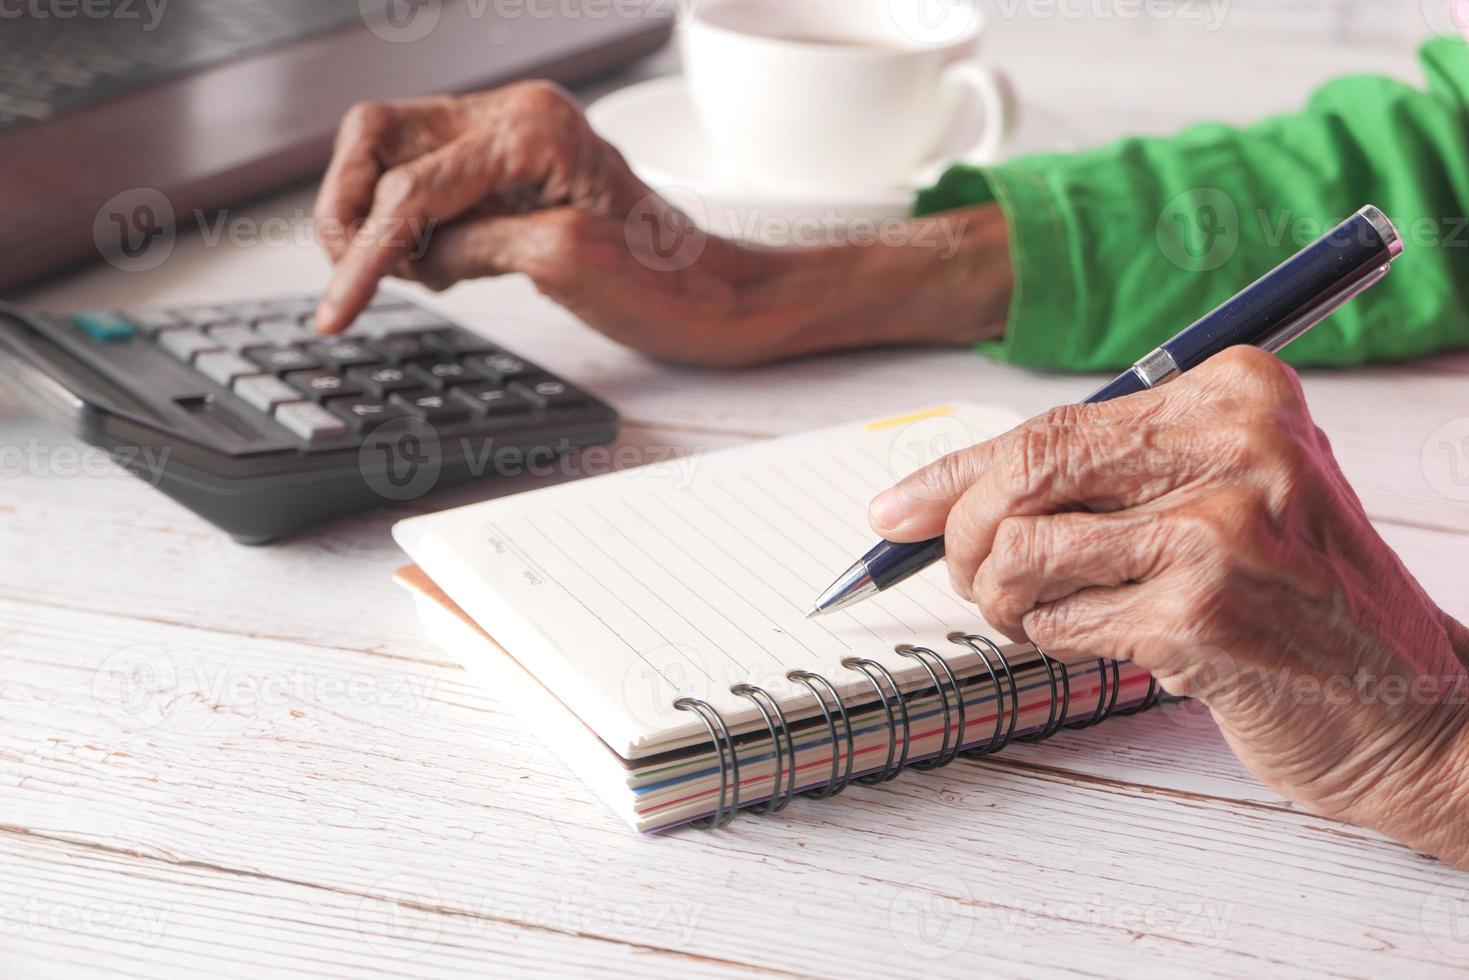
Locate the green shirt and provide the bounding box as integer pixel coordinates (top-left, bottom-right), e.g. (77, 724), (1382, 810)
(916, 36), (1469, 372)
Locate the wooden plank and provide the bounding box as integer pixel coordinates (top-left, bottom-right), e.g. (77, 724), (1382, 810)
(0, 832), (756, 980)
(3, 595), (1469, 976)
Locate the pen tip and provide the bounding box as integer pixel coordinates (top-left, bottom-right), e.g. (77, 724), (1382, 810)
(805, 606), (822, 620)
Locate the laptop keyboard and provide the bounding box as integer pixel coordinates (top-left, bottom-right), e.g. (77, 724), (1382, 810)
(68, 292), (592, 448)
(0, 0), (392, 132)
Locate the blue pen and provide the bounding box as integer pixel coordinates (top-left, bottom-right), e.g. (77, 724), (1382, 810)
(808, 204), (1403, 618)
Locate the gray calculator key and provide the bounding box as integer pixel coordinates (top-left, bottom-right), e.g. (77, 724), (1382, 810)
(176, 305), (235, 327)
(247, 346), (321, 373)
(256, 316), (316, 346)
(195, 351), (260, 386)
(233, 375), (302, 412)
(351, 308), (448, 337)
(159, 329), (223, 363)
(264, 297), (319, 318)
(227, 302), (279, 323)
(207, 324), (260, 351)
(275, 401), (348, 442)
(311, 339), (378, 369)
(470, 353), (535, 381)
(125, 309), (184, 334)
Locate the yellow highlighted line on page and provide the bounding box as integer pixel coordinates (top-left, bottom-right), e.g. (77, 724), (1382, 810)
(865, 406), (954, 432)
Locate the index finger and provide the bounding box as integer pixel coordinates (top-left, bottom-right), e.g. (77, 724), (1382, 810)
(315, 102), (397, 263)
(316, 127), (528, 333)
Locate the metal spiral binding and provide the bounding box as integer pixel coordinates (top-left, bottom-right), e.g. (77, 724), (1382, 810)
(731, 683), (797, 814)
(842, 657), (911, 784)
(950, 633), (1019, 757)
(786, 669), (855, 800)
(676, 630), (1161, 829)
(674, 696), (740, 829)
(1018, 649), (1070, 742)
(896, 645), (964, 770)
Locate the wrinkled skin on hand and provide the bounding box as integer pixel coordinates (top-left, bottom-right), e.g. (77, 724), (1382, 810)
(871, 347), (1469, 866)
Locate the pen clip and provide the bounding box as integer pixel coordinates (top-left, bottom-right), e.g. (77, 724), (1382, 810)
(1257, 262), (1391, 356)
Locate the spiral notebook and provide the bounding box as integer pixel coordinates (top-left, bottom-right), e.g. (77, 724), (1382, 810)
(393, 404), (1163, 832)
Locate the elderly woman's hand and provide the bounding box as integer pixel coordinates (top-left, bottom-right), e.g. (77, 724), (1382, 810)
(871, 346), (1469, 867)
(312, 81), (1012, 366)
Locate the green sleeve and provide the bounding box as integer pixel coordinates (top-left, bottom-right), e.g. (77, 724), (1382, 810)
(916, 37), (1469, 371)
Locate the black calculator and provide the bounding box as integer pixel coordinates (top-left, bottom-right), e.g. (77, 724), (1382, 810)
(0, 293), (618, 543)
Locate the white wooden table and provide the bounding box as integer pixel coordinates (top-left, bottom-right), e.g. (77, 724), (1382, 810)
(4, 6), (1469, 977)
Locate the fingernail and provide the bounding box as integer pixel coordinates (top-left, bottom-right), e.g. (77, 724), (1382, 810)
(869, 488), (904, 532)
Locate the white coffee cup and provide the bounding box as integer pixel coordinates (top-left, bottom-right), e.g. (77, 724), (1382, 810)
(680, 0), (1014, 193)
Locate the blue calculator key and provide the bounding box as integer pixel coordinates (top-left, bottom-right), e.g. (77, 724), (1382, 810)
(72, 311), (136, 342)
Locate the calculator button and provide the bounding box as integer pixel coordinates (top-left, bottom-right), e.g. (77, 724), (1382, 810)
(510, 376), (589, 410)
(389, 389), (473, 424)
(326, 397), (409, 432)
(371, 335), (438, 364)
(195, 351), (260, 386)
(233, 375), (302, 412)
(159, 329), (223, 363)
(72, 311), (136, 342)
(175, 305), (235, 328)
(423, 327), (496, 356)
(450, 382), (534, 417)
(467, 353), (536, 382)
(224, 301), (278, 323)
(256, 316), (317, 346)
(310, 339), (379, 370)
(346, 365), (418, 398)
(285, 370), (362, 401)
(206, 324), (260, 351)
(351, 308), (448, 337)
(407, 360), (472, 390)
(246, 346), (321, 374)
(275, 401), (349, 442)
(124, 309), (184, 334)
(262, 297), (319, 319)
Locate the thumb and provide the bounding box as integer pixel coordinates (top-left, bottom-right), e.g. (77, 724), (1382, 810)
(869, 441), (995, 542)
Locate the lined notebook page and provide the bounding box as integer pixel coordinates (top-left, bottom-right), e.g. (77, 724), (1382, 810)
(394, 403), (1026, 757)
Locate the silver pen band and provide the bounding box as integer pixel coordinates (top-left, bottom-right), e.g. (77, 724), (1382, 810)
(1131, 346), (1182, 389)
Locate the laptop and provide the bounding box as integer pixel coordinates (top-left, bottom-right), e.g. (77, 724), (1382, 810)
(0, 0), (674, 291)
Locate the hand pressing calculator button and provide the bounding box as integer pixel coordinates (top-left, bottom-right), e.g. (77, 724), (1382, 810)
(2, 292), (618, 543)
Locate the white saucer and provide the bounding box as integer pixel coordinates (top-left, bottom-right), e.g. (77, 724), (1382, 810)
(587, 74), (1077, 241)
